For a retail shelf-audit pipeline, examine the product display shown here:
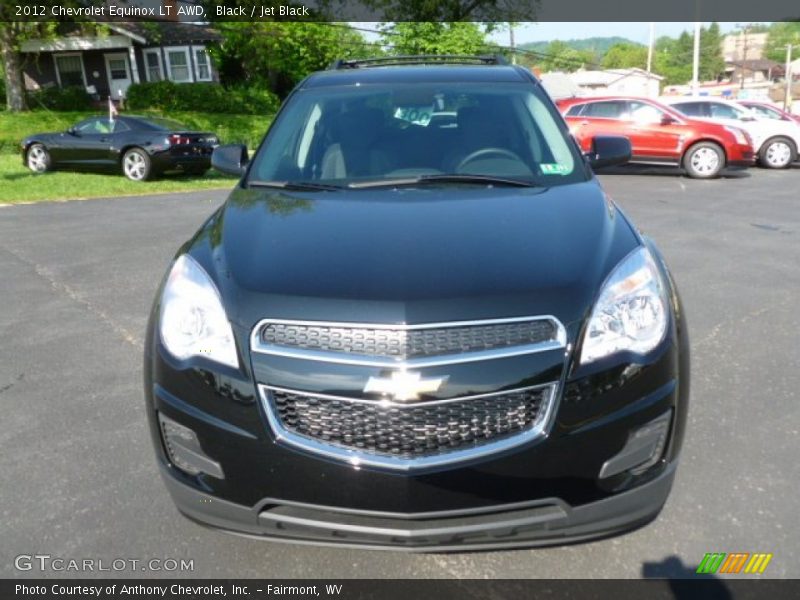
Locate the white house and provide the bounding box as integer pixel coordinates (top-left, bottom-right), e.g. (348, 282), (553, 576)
(539, 72), (581, 100)
(567, 68), (664, 98)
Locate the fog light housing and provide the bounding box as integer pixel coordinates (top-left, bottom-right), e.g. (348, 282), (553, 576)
(158, 413), (224, 479)
(599, 410), (672, 479)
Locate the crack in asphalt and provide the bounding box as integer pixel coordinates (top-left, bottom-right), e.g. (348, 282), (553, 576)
(0, 243), (143, 351)
(694, 290), (796, 350)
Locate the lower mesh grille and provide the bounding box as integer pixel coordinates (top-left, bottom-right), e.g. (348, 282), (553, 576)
(268, 387), (552, 459)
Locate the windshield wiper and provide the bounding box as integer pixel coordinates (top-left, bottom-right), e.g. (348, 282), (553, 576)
(348, 174), (540, 189)
(247, 180), (343, 191)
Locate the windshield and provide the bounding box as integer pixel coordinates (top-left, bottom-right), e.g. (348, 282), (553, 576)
(247, 82), (587, 188)
(746, 104), (782, 120)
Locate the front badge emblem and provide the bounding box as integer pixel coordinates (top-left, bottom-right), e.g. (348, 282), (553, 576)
(364, 370), (448, 402)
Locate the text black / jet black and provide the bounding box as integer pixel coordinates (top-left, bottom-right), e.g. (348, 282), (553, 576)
(144, 56), (689, 551)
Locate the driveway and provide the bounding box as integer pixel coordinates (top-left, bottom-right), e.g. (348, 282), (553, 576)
(1, 168), (798, 578)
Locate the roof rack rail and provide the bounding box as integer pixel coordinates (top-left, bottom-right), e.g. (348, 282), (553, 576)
(328, 55), (509, 70)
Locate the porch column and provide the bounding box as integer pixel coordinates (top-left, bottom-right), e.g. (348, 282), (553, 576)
(129, 46), (140, 84)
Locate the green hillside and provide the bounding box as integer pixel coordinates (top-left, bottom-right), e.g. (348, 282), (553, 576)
(519, 36), (642, 57)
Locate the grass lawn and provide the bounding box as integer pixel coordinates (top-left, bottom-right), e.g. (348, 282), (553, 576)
(0, 108), (273, 203)
(0, 152), (238, 204)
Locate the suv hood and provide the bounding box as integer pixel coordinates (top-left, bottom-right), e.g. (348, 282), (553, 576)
(200, 182), (639, 331)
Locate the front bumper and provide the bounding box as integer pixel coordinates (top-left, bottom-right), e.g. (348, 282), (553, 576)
(145, 241), (689, 550)
(160, 460), (676, 551)
(728, 143), (756, 167)
(146, 328), (687, 549)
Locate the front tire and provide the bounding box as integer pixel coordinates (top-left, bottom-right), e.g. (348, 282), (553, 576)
(122, 148), (152, 181)
(27, 144), (51, 174)
(759, 137), (796, 169)
(682, 142), (724, 179)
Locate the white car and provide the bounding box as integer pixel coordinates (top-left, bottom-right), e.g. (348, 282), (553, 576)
(662, 97), (800, 169)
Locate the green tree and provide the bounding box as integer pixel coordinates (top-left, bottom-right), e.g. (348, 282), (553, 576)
(653, 32), (693, 85)
(765, 22), (800, 63)
(210, 23), (371, 97)
(534, 41), (594, 72)
(0, 4), (109, 111)
(602, 43), (647, 69)
(0, 22), (43, 111)
(381, 22), (488, 55)
(700, 23), (725, 81)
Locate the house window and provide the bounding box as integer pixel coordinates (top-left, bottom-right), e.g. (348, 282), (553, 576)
(108, 58), (128, 80)
(165, 47), (192, 83)
(143, 50), (163, 82)
(54, 54), (85, 88)
(194, 47), (211, 81)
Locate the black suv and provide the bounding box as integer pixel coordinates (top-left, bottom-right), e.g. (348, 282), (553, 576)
(144, 56), (689, 550)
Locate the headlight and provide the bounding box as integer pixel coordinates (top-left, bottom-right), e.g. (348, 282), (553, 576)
(723, 126), (748, 145)
(159, 255), (239, 369)
(579, 246), (668, 364)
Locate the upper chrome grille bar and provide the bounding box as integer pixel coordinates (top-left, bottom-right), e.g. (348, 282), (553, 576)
(250, 316), (567, 368)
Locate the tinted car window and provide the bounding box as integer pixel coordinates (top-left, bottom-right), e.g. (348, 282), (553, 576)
(671, 102), (706, 117)
(582, 101), (627, 119)
(248, 82), (586, 187)
(708, 102), (740, 119)
(746, 104), (782, 120)
(75, 118), (114, 134)
(113, 120), (130, 133)
(627, 101), (666, 123)
(565, 104), (585, 116)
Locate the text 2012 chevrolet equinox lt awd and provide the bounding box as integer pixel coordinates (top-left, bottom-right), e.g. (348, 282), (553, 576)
(144, 56), (689, 550)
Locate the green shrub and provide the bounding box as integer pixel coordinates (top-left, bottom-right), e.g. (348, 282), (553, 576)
(26, 86), (92, 111)
(126, 81), (280, 115)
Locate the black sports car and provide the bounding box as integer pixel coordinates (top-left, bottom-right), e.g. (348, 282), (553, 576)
(21, 115), (219, 181)
(144, 56), (689, 550)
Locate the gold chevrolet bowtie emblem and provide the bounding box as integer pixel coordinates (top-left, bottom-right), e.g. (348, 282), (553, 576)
(363, 370), (447, 402)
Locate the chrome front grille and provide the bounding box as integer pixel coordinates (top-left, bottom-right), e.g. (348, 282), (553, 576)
(261, 320), (558, 359)
(252, 316), (565, 470)
(261, 384), (557, 468)
(252, 317), (566, 368)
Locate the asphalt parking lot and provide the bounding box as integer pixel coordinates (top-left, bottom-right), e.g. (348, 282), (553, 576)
(1, 165), (798, 579)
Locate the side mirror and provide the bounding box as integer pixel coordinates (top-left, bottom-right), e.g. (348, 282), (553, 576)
(585, 136), (631, 169)
(211, 144), (249, 177)
(67, 127), (79, 136)
(660, 114), (677, 125)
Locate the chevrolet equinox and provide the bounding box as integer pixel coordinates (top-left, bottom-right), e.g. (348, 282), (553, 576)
(144, 56), (689, 551)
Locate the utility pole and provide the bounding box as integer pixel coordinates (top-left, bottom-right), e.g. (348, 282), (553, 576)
(786, 44), (794, 112)
(509, 23), (516, 65)
(692, 22), (701, 95)
(739, 24), (750, 90)
(647, 22), (655, 74)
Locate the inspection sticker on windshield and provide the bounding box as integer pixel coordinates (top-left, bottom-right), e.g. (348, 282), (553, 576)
(540, 163), (570, 175)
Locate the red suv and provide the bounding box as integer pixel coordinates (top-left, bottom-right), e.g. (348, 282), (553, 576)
(556, 96), (754, 178)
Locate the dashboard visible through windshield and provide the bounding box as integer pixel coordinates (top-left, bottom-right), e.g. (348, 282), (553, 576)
(248, 82), (587, 189)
